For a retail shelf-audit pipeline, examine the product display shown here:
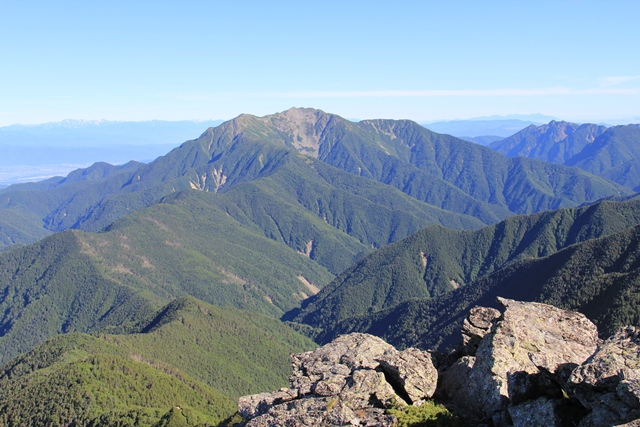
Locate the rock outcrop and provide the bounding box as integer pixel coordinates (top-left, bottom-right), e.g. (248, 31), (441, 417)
(238, 333), (438, 426)
(461, 306), (501, 355)
(443, 297), (599, 426)
(237, 299), (640, 427)
(567, 326), (640, 427)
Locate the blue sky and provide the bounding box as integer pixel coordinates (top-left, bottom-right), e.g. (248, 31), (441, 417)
(1, 0), (639, 125)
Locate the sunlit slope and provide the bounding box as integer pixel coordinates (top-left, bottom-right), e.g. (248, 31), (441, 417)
(0, 296), (315, 426)
(0, 189), (332, 364)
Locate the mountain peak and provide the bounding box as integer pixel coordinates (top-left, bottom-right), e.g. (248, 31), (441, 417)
(216, 107), (340, 157)
(263, 107), (332, 127)
(275, 106), (327, 118)
(230, 107), (328, 124)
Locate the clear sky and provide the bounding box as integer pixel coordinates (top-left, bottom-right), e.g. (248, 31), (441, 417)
(1, 0), (639, 125)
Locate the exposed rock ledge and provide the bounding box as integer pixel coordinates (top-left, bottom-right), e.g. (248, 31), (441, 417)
(236, 298), (640, 427)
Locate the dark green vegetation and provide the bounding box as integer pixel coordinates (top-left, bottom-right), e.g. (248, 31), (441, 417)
(0, 229), (158, 364)
(490, 121), (640, 190)
(321, 223), (640, 352)
(290, 198), (640, 350)
(0, 189), (332, 364)
(152, 407), (222, 427)
(0, 296), (315, 426)
(0, 352), (229, 427)
(388, 401), (462, 427)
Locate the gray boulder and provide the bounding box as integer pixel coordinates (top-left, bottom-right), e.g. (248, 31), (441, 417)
(239, 333), (414, 427)
(439, 355), (475, 400)
(289, 333), (395, 397)
(568, 326), (640, 426)
(244, 396), (397, 427)
(448, 298), (599, 425)
(508, 396), (564, 427)
(238, 389), (298, 419)
(462, 306), (501, 355)
(237, 301), (640, 427)
(376, 347), (438, 404)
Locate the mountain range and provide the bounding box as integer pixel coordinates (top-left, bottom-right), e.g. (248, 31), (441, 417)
(490, 121), (640, 190)
(0, 108), (627, 252)
(421, 114), (557, 138)
(0, 108), (632, 357)
(290, 197), (640, 351)
(0, 108), (639, 426)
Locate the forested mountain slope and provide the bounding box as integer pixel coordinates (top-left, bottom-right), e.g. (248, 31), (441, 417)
(489, 121), (607, 163)
(290, 198), (640, 337)
(0, 108), (631, 373)
(0, 190), (333, 364)
(0, 296), (314, 426)
(317, 223), (640, 352)
(491, 121), (640, 190)
(0, 161), (142, 250)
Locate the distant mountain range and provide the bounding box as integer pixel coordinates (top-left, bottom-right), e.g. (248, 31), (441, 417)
(0, 119), (223, 186)
(0, 119), (224, 149)
(490, 121), (640, 190)
(422, 114), (557, 138)
(458, 135), (504, 145)
(463, 113), (558, 122)
(0, 108), (626, 252)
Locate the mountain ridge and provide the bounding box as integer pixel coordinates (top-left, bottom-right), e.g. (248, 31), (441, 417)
(316, 222), (640, 353)
(0, 108), (632, 364)
(0, 296), (315, 426)
(290, 198), (640, 345)
(490, 121), (640, 190)
(0, 108), (628, 253)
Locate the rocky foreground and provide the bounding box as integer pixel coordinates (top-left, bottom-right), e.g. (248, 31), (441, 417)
(236, 297), (640, 427)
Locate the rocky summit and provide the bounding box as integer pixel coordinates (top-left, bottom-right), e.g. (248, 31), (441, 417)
(237, 298), (640, 427)
(237, 333), (438, 426)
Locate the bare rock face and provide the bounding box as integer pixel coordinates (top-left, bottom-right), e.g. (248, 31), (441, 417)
(567, 326), (640, 427)
(238, 390), (297, 419)
(238, 333), (438, 427)
(439, 355), (475, 400)
(289, 333), (395, 397)
(244, 397), (396, 427)
(507, 396), (565, 427)
(449, 298), (599, 426)
(377, 347), (438, 404)
(461, 306), (501, 355)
